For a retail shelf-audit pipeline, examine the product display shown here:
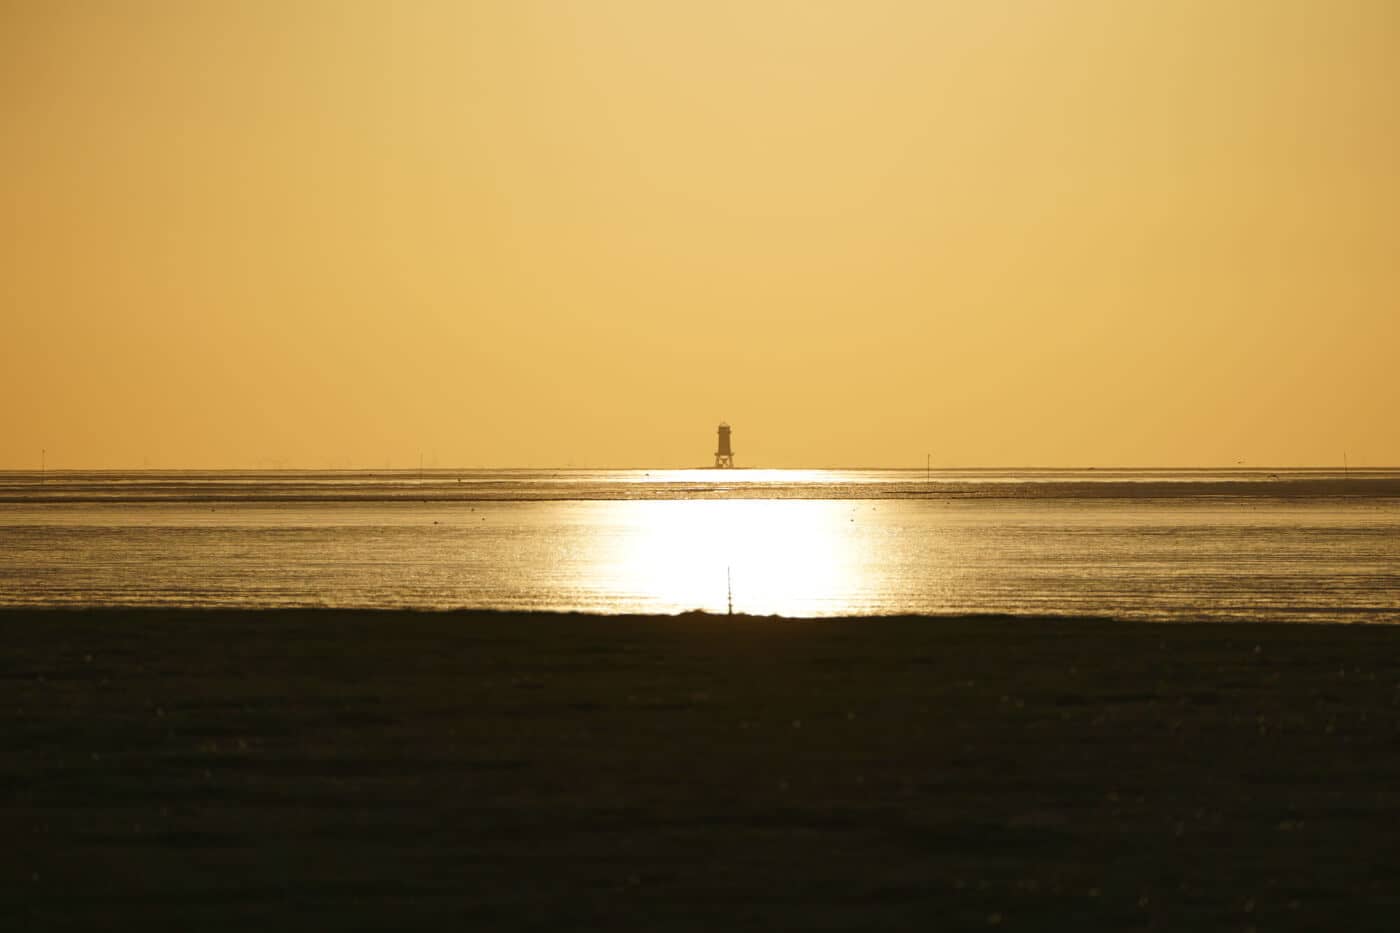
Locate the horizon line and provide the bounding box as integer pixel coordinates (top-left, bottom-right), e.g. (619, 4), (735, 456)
(2, 465), (1394, 474)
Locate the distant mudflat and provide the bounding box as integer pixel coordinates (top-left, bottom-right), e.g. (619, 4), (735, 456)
(4, 467), (1400, 502)
(5, 608), (1400, 931)
(7, 471), (1400, 620)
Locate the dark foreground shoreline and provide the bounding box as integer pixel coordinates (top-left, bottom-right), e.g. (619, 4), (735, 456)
(5, 609), (1400, 930)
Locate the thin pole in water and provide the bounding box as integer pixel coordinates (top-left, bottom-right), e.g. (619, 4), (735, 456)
(727, 566), (733, 616)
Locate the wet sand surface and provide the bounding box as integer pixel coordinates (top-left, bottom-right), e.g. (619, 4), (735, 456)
(4, 609), (1400, 930)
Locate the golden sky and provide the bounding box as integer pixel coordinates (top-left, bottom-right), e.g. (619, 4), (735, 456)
(3, 0), (1397, 469)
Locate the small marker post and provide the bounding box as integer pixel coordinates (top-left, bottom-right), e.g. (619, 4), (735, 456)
(727, 566), (733, 616)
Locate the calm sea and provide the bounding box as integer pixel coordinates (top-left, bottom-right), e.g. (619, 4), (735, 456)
(2, 468), (1399, 621)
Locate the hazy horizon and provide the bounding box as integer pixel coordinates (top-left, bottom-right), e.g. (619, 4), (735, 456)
(5, 462), (1398, 473)
(5, 1), (1397, 470)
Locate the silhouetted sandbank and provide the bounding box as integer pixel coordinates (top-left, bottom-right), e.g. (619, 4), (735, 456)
(5, 608), (1400, 930)
(6, 473), (1400, 504)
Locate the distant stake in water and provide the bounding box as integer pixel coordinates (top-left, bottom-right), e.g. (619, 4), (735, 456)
(727, 566), (733, 616)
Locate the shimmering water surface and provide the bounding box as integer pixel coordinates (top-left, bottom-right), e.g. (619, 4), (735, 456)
(3, 469), (1399, 621)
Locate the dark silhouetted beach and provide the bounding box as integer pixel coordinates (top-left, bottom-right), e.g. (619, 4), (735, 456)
(6, 609), (1400, 930)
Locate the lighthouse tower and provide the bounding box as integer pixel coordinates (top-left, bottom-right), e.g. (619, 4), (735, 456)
(714, 423), (735, 469)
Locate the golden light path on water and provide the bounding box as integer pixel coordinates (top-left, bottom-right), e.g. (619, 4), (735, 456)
(614, 469), (859, 486)
(592, 499), (872, 616)
(5, 469), (1400, 621)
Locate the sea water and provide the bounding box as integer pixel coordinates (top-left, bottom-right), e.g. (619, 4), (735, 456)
(2, 469), (1398, 621)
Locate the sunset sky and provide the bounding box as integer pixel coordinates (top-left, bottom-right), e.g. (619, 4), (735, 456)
(4, 0), (1397, 469)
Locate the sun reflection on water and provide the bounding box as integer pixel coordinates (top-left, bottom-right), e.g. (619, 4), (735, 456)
(616, 469), (858, 486)
(597, 499), (867, 616)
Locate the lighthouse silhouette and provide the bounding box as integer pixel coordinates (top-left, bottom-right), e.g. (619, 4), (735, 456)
(714, 422), (734, 469)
